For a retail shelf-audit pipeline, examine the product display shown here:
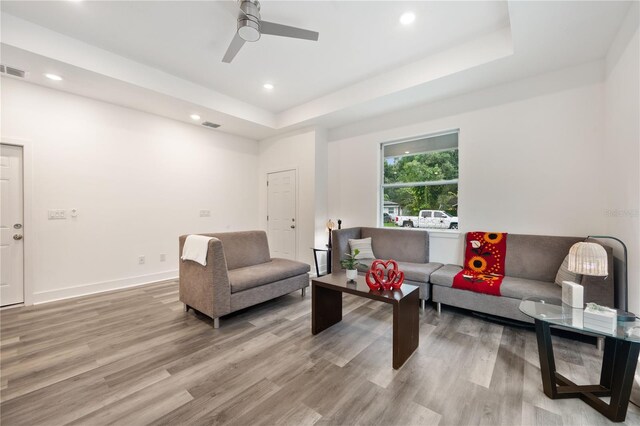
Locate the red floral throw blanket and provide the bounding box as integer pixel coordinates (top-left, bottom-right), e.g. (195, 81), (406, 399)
(452, 232), (508, 296)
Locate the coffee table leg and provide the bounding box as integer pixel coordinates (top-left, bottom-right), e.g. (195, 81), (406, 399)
(599, 337), (617, 389)
(392, 289), (419, 369)
(605, 340), (640, 422)
(535, 319), (558, 399)
(312, 283), (342, 335)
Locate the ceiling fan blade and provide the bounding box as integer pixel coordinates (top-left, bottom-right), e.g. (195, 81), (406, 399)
(222, 33), (246, 63)
(260, 21), (319, 41)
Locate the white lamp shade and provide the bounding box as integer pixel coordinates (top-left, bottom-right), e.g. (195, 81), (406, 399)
(567, 242), (608, 276)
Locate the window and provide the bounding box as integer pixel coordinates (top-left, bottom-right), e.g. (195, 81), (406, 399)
(381, 131), (459, 229)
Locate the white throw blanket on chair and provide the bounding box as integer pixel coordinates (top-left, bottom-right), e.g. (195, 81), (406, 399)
(181, 235), (213, 266)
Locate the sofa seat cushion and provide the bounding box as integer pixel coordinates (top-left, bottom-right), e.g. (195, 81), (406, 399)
(499, 276), (561, 300)
(356, 259), (443, 283)
(430, 264), (561, 300)
(430, 264), (462, 287)
(229, 258), (310, 293)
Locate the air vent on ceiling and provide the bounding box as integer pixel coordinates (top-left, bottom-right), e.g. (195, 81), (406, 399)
(0, 65), (27, 79)
(201, 121), (221, 129)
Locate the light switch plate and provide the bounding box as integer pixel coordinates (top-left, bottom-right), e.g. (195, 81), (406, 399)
(199, 210), (211, 217)
(48, 209), (66, 220)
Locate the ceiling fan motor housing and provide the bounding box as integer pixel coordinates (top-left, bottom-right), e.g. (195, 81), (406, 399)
(238, 0), (261, 42)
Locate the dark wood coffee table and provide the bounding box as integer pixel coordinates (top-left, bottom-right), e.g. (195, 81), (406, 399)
(311, 272), (419, 369)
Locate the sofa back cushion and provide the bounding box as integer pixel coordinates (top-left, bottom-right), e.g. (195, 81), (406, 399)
(361, 227), (429, 263)
(201, 230), (271, 270)
(504, 234), (583, 282)
(332, 228), (363, 272)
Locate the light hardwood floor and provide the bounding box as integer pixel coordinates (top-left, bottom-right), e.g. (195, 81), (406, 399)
(1, 279), (639, 425)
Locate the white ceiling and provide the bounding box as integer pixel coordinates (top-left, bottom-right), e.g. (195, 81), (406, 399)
(0, 1), (509, 112)
(0, 1), (634, 140)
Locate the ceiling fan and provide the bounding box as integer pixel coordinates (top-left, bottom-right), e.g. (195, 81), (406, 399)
(222, 0), (320, 63)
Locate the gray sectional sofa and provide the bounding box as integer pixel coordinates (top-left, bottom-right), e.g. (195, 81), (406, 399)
(333, 228), (615, 323)
(431, 234), (614, 323)
(332, 227), (443, 305)
(179, 230), (310, 328)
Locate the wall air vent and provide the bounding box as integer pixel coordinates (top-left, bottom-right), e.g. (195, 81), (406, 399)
(0, 65), (27, 78)
(201, 121), (221, 129)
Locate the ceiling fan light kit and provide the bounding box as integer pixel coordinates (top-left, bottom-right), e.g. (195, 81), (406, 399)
(222, 0), (320, 63)
(237, 0), (261, 42)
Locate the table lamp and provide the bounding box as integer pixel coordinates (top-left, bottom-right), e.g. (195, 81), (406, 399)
(568, 239), (635, 322)
(326, 219), (336, 248)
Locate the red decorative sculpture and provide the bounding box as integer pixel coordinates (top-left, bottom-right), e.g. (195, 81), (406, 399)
(365, 259), (405, 291)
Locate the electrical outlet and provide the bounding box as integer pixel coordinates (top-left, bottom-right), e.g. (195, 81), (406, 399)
(48, 209), (66, 220)
(138, 256), (145, 265)
(160, 253), (166, 262)
(199, 209), (211, 217)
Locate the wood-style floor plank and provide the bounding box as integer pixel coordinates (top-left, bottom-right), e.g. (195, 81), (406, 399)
(1, 279), (639, 425)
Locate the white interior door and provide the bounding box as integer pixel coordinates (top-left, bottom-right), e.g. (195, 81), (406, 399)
(1, 144), (24, 306)
(267, 170), (296, 260)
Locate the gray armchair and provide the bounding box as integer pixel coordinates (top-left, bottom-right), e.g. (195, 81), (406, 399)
(179, 230), (310, 328)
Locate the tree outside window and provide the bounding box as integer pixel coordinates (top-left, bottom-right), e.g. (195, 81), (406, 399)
(381, 131), (459, 228)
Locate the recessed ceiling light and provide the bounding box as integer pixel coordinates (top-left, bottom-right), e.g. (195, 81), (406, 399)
(44, 73), (63, 81)
(399, 12), (416, 26)
(190, 114), (201, 121)
(263, 83), (274, 90)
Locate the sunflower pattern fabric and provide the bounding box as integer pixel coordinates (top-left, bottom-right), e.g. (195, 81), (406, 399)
(452, 231), (508, 296)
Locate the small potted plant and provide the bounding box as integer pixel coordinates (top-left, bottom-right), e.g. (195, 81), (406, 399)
(341, 249), (360, 282)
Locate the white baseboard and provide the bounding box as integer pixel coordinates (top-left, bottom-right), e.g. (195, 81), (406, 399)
(32, 270), (179, 305)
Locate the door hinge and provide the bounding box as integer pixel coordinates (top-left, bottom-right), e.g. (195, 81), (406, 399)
(267, 215), (269, 221)
(266, 180), (269, 186)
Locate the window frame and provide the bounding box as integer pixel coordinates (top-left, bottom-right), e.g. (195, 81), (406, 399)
(379, 129), (460, 228)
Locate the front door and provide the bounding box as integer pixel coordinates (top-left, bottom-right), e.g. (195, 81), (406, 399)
(1, 144), (24, 306)
(267, 170), (296, 260)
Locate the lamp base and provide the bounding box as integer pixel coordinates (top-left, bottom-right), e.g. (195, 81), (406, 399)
(617, 309), (637, 322)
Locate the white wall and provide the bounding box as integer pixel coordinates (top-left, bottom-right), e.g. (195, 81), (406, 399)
(1, 78), (259, 303)
(604, 3), (640, 314)
(258, 129), (328, 273)
(327, 63), (608, 266)
(313, 129), (329, 272)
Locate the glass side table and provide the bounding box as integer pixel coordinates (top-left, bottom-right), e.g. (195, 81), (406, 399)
(519, 297), (640, 422)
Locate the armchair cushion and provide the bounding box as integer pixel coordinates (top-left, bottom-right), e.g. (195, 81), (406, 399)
(229, 258), (310, 293)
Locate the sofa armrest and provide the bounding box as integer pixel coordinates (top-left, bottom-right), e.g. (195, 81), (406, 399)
(331, 227), (362, 273)
(179, 235), (231, 319)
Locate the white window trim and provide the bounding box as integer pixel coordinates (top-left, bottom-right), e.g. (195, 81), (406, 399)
(379, 129), (460, 228)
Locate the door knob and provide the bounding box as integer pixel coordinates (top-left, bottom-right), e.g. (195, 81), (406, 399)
(13, 234), (23, 240)
(290, 225), (296, 229)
